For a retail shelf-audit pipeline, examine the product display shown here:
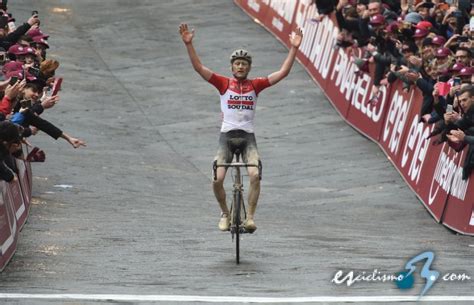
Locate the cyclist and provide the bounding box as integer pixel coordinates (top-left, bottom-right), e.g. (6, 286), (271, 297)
(179, 23), (302, 232)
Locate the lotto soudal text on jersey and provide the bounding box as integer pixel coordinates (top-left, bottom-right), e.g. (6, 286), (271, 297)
(208, 73), (271, 133)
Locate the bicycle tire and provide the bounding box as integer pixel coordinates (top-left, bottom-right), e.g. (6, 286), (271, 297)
(234, 190), (241, 264)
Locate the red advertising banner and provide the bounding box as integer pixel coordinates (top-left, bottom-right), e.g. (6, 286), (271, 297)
(378, 84), (416, 164)
(0, 182), (18, 271)
(345, 71), (390, 141)
(234, 0), (271, 22)
(261, 0), (299, 47)
(5, 175), (27, 230)
(16, 158), (31, 208)
(298, 15), (352, 116)
(442, 149), (474, 235)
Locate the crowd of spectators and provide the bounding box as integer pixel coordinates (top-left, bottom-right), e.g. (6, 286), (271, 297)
(0, 2), (85, 182)
(313, 0), (474, 179)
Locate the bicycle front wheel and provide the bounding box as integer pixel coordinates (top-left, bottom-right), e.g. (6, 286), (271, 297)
(233, 190), (242, 264)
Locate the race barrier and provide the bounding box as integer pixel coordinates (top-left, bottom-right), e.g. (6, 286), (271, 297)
(235, 0), (474, 235)
(0, 146), (33, 271)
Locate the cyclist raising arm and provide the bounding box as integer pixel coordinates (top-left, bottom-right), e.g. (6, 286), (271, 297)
(179, 23), (302, 232)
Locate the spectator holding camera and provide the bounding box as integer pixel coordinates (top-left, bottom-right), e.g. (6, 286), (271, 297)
(9, 81), (86, 149)
(0, 13), (39, 51)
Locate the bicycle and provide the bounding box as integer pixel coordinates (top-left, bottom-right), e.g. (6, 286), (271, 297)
(213, 149), (262, 264)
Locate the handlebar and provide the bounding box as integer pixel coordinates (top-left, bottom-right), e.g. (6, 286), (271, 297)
(216, 162), (259, 168)
(213, 160), (262, 181)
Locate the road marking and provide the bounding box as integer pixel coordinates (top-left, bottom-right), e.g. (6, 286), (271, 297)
(0, 294), (474, 303)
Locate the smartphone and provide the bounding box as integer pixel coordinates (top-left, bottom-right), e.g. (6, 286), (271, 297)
(9, 76), (18, 86)
(31, 10), (38, 16)
(51, 77), (62, 96)
(446, 104), (453, 113)
(453, 77), (461, 86)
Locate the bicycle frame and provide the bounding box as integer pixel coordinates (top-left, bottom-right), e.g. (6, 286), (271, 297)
(212, 152), (262, 264)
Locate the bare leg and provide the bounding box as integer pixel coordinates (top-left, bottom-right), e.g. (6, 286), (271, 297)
(247, 167), (260, 219)
(212, 166), (229, 215)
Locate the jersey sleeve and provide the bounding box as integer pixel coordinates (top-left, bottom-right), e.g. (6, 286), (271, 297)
(251, 77), (271, 95)
(208, 73), (229, 95)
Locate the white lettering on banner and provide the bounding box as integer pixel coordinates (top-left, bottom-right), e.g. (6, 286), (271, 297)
(331, 49), (348, 86)
(1, 182), (17, 255)
(331, 49), (357, 100)
(400, 115), (431, 184)
(351, 75), (386, 123)
(382, 90), (412, 155)
(470, 212), (474, 226)
(271, 17), (284, 31)
(308, 18), (337, 79)
(294, 0), (312, 28)
(429, 144), (469, 205)
(300, 19), (318, 60)
(248, 0), (260, 12)
(269, 0), (297, 24)
(450, 160), (469, 200)
(296, 0), (317, 61)
(352, 74), (370, 111)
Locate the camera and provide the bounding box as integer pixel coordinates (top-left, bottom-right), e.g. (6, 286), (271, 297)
(452, 10), (463, 18)
(8, 76), (18, 86)
(28, 66), (41, 78)
(31, 10), (38, 16)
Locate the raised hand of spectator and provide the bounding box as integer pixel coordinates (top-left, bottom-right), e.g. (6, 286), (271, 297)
(393, 39), (402, 50)
(5, 79), (26, 100)
(336, 0), (349, 11)
(447, 129), (465, 143)
(401, 0), (409, 14)
(398, 65), (410, 74)
(408, 55), (422, 68)
(27, 14), (40, 26)
(405, 71), (420, 83)
(366, 43), (376, 53)
(443, 6), (458, 24)
(361, 9), (370, 19)
(445, 34), (460, 47)
(444, 111), (460, 124)
(380, 78), (389, 86)
(450, 85), (461, 97)
(41, 95), (59, 109)
(433, 83), (440, 97)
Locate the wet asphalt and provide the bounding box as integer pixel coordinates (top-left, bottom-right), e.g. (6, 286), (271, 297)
(0, 1), (472, 304)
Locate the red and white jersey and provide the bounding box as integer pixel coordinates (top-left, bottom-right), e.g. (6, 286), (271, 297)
(208, 73), (271, 133)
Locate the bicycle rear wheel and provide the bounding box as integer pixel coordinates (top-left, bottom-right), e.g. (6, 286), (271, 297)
(233, 190), (242, 264)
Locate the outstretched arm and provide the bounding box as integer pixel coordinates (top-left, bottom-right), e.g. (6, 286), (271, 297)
(268, 28), (303, 86)
(179, 23), (213, 81)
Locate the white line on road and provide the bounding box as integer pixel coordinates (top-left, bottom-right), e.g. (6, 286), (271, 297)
(0, 294), (474, 303)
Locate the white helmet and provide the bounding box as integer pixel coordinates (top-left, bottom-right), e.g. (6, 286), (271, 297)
(230, 49), (252, 64)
